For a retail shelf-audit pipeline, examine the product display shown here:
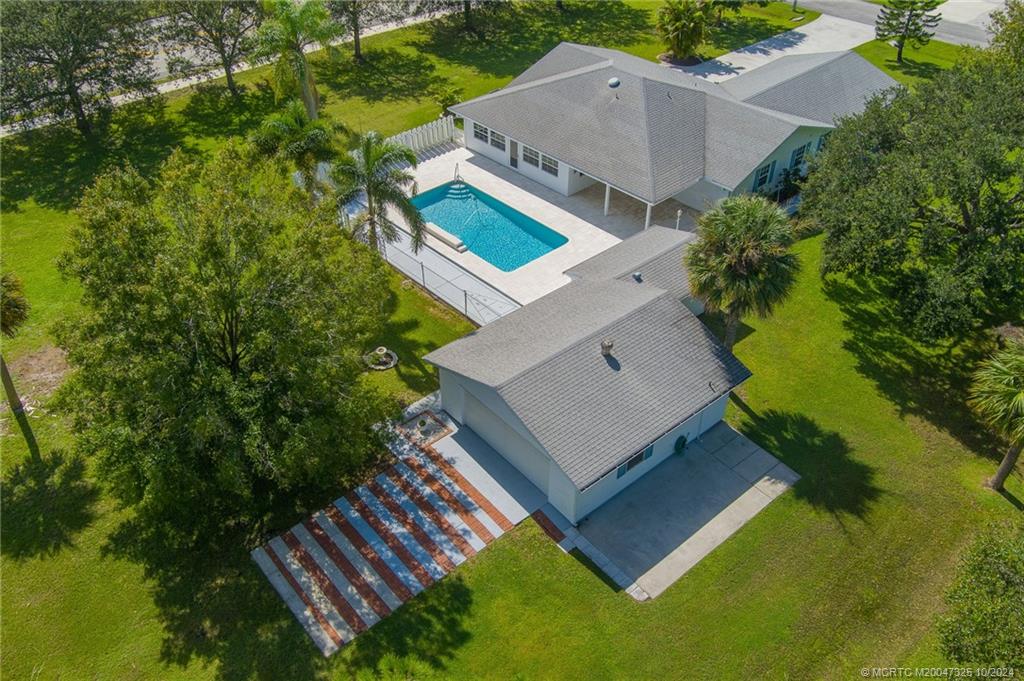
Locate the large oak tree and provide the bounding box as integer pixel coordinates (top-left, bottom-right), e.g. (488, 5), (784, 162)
(801, 34), (1024, 341)
(57, 142), (396, 541)
(0, 0), (155, 136)
(159, 0), (262, 99)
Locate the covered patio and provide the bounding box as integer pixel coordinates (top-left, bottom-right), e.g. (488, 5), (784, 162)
(572, 181), (700, 233)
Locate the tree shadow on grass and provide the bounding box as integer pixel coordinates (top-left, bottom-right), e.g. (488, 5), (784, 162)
(372, 281), (464, 401)
(103, 517), (328, 681)
(178, 81), (278, 142)
(314, 49), (451, 104)
(413, 0), (653, 79)
(1, 97), (190, 213)
(345, 575), (473, 673)
(880, 56), (944, 84)
(823, 275), (996, 460)
(739, 407), (882, 524)
(0, 449), (99, 560)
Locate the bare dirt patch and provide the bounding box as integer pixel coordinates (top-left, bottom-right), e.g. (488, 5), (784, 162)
(1, 345), (69, 419)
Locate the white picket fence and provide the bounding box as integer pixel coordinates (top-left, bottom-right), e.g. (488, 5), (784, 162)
(386, 117), (457, 155)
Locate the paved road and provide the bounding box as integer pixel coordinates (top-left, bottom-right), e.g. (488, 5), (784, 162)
(799, 0), (997, 46)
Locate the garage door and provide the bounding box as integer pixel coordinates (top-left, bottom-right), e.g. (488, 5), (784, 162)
(463, 390), (550, 496)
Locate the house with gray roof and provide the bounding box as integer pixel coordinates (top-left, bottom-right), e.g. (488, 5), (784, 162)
(451, 42), (896, 226)
(425, 229), (750, 524)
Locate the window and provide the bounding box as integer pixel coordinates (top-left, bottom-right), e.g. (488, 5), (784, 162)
(541, 154), (559, 176)
(817, 132), (831, 151)
(523, 146), (540, 167)
(489, 130), (506, 151)
(616, 444), (655, 478)
(752, 161), (775, 192)
(789, 142), (811, 170)
(473, 122), (489, 143)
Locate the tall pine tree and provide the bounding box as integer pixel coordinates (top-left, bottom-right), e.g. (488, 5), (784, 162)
(875, 0), (942, 63)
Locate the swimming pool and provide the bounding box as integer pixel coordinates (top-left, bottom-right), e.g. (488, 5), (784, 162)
(411, 182), (568, 272)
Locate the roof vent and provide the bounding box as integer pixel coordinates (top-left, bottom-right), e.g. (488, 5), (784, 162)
(601, 339), (614, 356)
(631, 271), (642, 282)
(607, 77), (620, 89)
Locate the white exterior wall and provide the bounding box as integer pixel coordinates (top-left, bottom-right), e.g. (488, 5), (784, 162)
(734, 127), (831, 196)
(462, 116), (590, 197)
(571, 393), (730, 522)
(673, 178), (731, 212)
(438, 369), (734, 525)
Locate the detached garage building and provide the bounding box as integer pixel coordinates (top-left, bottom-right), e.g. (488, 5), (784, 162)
(424, 229), (751, 524)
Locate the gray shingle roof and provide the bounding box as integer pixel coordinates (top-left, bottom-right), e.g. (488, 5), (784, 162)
(720, 51), (899, 124)
(451, 43), (894, 201)
(565, 226), (696, 300)
(424, 276), (751, 490)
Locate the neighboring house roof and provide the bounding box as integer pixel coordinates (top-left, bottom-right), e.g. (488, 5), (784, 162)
(565, 226), (696, 300)
(719, 51), (899, 124)
(424, 276), (751, 491)
(451, 43), (895, 203)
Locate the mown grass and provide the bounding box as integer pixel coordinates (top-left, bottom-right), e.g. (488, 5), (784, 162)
(5, 3), (1007, 680)
(5, 236), (1020, 679)
(855, 38), (966, 88)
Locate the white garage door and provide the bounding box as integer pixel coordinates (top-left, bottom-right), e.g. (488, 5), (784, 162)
(463, 390), (550, 496)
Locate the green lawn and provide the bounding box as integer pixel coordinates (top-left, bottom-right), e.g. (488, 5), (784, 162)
(6, 2), (1016, 679)
(855, 38), (966, 88)
(7, 238), (1019, 680)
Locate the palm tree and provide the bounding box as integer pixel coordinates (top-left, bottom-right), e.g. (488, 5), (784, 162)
(255, 0), (343, 120)
(249, 99), (343, 198)
(657, 0), (713, 62)
(969, 341), (1024, 491)
(331, 131), (426, 253)
(1, 272), (29, 415)
(686, 195), (800, 351)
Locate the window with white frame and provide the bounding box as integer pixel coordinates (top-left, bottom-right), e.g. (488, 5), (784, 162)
(817, 132), (831, 151)
(523, 146), (540, 167)
(473, 122), (489, 143)
(490, 130), (506, 151)
(541, 154), (559, 176)
(790, 142), (811, 170)
(752, 161), (775, 191)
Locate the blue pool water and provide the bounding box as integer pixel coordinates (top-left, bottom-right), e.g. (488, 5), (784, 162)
(411, 182), (568, 272)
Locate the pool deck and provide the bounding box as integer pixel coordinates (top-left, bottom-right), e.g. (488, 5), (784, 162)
(387, 147), (699, 305)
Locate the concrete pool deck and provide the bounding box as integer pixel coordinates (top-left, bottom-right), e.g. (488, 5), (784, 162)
(388, 146), (698, 305)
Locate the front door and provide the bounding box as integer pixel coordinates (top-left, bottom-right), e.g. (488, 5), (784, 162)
(509, 140), (518, 168)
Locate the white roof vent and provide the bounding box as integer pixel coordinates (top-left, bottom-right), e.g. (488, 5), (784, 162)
(632, 271), (642, 282)
(607, 77), (621, 89)
(601, 339), (614, 356)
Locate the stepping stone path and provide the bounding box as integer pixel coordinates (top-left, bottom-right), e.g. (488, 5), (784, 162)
(252, 411), (526, 656)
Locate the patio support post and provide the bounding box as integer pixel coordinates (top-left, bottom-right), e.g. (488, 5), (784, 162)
(644, 202), (652, 229)
(604, 183), (611, 216)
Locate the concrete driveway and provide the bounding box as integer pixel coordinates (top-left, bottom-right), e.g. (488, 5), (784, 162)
(576, 423), (799, 599)
(680, 15), (876, 82)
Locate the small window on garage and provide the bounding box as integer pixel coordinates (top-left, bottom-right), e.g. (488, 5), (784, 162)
(473, 122), (489, 143)
(490, 130), (506, 151)
(616, 444), (654, 478)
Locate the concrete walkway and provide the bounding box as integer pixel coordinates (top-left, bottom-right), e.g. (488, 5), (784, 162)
(680, 14), (876, 82)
